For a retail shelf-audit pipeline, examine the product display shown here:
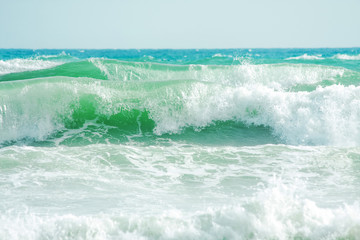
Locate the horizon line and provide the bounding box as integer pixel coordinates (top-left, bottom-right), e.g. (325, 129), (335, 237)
(1, 47), (360, 50)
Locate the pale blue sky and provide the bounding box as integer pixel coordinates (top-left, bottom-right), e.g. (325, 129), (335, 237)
(0, 0), (359, 48)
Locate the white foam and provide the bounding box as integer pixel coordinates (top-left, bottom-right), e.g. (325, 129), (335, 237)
(33, 51), (69, 59)
(1, 77), (359, 146)
(332, 54), (360, 60)
(1, 143), (359, 239)
(149, 83), (360, 146)
(0, 78), (78, 143)
(1, 185), (359, 240)
(286, 54), (324, 60)
(212, 53), (233, 58)
(90, 59), (345, 90)
(0, 59), (61, 75)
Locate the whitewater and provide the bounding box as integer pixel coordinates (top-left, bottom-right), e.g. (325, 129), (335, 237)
(0, 48), (360, 240)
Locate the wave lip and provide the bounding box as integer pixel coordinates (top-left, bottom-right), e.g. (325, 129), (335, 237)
(286, 54), (324, 60)
(0, 59), (61, 75)
(0, 51), (80, 75)
(1, 76), (360, 147)
(89, 59), (346, 89)
(332, 53), (360, 60)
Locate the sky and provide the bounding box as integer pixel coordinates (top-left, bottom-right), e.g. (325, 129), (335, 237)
(0, 0), (359, 49)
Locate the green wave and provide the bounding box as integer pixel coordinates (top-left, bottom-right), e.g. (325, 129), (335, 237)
(0, 76), (277, 146)
(64, 93), (156, 133)
(1, 59), (358, 90)
(1, 60), (360, 147)
(0, 61), (107, 82)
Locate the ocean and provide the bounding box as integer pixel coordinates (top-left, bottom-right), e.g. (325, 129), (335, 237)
(0, 48), (360, 239)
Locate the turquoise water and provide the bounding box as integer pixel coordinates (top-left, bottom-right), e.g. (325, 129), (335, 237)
(0, 49), (360, 239)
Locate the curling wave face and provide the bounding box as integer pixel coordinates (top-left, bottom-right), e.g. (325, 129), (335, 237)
(1, 57), (360, 146)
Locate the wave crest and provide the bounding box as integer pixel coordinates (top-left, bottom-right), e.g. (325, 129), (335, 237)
(286, 54), (324, 60)
(332, 53), (360, 60)
(1, 77), (360, 146)
(0, 59), (61, 75)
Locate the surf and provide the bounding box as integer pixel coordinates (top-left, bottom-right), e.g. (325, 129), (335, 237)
(1, 73), (360, 147)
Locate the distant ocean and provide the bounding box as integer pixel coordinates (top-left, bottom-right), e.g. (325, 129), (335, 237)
(1, 48), (360, 239)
